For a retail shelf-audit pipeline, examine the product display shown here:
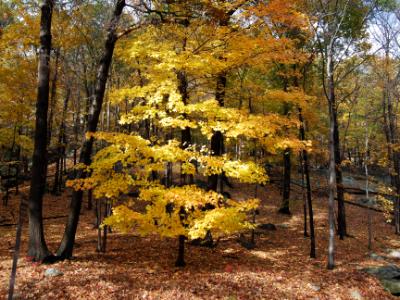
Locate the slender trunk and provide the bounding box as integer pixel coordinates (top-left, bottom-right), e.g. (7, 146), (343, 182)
(176, 66), (191, 266)
(15, 134), (21, 195)
(56, 0), (126, 259)
(279, 90), (291, 214)
(96, 198), (102, 252)
(177, 70), (193, 185)
(208, 73), (226, 191)
(87, 189), (93, 210)
(299, 107), (316, 258)
(365, 127), (372, 250)
(27, 0), (54, 262)
(101, 200), (109, 252)
(47, 48), (60, 147)
(175, 235), (186, 267)
(334, 104), (346, 239)
(301, 153), (308, 237)
(53, 88), (70, 195)
(73, 93), (80, 166)
(327, 47), (336, 270)
(164, 128), (173, 187)
(8, 195), (28, 300)
(279, 148), (291, 214)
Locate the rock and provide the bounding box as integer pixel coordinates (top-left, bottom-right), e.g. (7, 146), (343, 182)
(44, 268), (63, 277)
(276, 223), (289, 229)
(363, 264), (400, 279)
(381, 279), (400, 296)
(309, 283), (321, 292)
(11, 291), (21, 299)
(238, 239), (255, 250)
(363, 265), (400, 296)
(370, 252), (385, 261)
(258, 223), (277, 231)
(349, 289), (363, 300)
(387, 249), (400, 259)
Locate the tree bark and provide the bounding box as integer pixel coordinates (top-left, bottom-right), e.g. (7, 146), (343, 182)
(327, 47), (336, 270)
(27, 0), (54, 262)
(8, 194), (28, 300)
(364, 126), (372, 250)
(175, 235), (186, 267)
(279, 148), (291, 214)
(333, 104), (346, 239)
(47, 48), (60, 147)
(208, 73), (226, 191)
(56, 0), (126, 259)
(299, 108), (316, 258)
(53, 88), (70, 195)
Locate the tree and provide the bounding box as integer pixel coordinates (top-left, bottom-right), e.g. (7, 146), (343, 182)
(56, 0), (127, 259)
(27, 0), (54, 262)
(61, 0), (313, 267)
(370, 10), (400, 234)
(306, 0), (379, 269)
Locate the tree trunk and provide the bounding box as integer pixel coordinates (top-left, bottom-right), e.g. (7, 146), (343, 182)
(334, 105), (346, 239)
(364, 126), (372, 250)
(8, 194), (28, 300)
(175, 235), (186, 267)
(299, 107), (316, 258)
(177, 70), (193, 185)
(301, 159), (308, 237)
(52, 88), (70, 195)
(56, 0), (126, 259)
(47, 48), (60, 147)
(279, 148), (291, 214)
(278, 91), (291, 215)
(27, 0), (54, 262)
(208, 73), (226, 191)
(72, 92), (81, 167)
(327, 48), (336, 270)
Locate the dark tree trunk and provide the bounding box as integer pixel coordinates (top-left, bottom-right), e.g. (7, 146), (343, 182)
(27, 0), (54, 262)
(175, 235), (186, 267)
(52, 88), (70, 195)
(176, 67), (192, 265)
(178, 70), (193, 184)
(47, 48), (60, 147)
(56, 0), (126, 259)
(96, 198), (102, 252)
(301, 158), (308, 237)
(72, 92), (80, 167)
(100, 200), (110, 252)
(299, 108), (316, 258)
(279, 102), (291, 215)
(327, 48), (336, 270)
(87, 189), (93, 210)
(208, 73), (226, 191)
(279, 148), (291, 214)
(15, 134), (21, 195)
(333, 105), (346, 239)
(8, 195), (28, 300)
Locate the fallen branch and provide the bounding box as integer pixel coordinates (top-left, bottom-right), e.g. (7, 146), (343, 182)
(337, 198), (386, 213)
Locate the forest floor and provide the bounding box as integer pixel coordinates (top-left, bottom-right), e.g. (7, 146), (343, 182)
(0, 180), (399, 299)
